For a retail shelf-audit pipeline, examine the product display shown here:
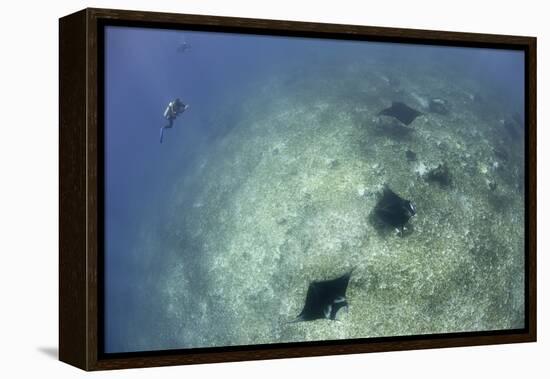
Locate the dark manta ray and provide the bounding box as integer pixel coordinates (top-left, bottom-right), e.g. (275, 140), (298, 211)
(294, 270), (353, 322)
(378, 102), (422, 125)
(374, 186), (416, 231)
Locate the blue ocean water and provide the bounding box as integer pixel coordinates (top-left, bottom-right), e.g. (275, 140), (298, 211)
(104, 25), (525, 353)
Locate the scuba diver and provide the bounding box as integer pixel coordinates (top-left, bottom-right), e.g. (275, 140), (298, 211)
(160, 98), (189, 143)
(177, 36), (191, 53)
(177, 41), (191, 53)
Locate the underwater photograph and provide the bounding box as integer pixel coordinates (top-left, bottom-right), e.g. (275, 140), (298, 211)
(103, 25), (526, 354)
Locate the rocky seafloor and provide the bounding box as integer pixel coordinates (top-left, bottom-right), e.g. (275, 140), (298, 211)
(126, 57), (525, 351)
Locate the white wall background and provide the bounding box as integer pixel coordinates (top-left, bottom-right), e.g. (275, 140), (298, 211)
(0, 0), (547, 377)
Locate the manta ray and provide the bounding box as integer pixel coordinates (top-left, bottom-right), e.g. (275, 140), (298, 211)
(374, 186), (416, 231)
(378, 102), (422, 125)
(293, 270), (353, 322)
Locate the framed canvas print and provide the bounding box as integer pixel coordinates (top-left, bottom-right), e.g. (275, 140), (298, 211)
(59, 8), (536, 371)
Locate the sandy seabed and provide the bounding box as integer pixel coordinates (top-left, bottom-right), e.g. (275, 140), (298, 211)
(121, 58), (525, 352)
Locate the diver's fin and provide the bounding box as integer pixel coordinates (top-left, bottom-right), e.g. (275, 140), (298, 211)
(160, 127), (164, 143)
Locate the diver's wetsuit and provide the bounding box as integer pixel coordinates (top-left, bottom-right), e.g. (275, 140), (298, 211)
(160, 100), (188, 143)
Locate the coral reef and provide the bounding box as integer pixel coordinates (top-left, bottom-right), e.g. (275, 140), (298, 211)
(127, 57), (525, 350)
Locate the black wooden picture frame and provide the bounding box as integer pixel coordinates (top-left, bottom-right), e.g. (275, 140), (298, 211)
(59, 8), (536, 371)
